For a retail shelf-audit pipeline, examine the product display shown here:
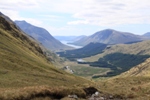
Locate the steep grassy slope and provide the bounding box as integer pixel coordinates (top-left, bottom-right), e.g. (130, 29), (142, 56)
(0, 15), (93, 99)
(15, 20), (73, 51)
(96, 58), (150, 100)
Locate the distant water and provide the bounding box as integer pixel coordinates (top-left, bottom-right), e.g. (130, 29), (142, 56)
(61, 41), (82, 48)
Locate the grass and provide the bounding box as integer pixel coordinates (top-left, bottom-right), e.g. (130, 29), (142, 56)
(0, 16), (94, 99)
(0, 85), (91, 100)
(63, 61), (110, 79)
(93, 53), (150, 100)
(2, 14), (150, 100)
(96, 76), (150, 100)
(84, 40), (150, 62)
(121, 57), (150, 77)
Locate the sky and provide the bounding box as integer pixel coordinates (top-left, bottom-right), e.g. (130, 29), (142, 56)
(0, 0), (150, 36)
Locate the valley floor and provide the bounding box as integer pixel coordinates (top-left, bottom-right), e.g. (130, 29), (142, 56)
(63, 60), (110, 79)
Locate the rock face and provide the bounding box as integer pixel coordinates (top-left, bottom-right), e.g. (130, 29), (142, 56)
(15, 20), (73, 51)
(72, 29), (145, 46)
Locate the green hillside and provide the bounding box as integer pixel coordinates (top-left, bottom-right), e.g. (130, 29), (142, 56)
(84, 40), (150, 62)
(89, 53), (149, 77)
(96, 57), (150, 100)
(121, 58), (150, 77)
(58, 40), (150, 77)
(0, 15), (93, 99)
(77, 40), (150, 77)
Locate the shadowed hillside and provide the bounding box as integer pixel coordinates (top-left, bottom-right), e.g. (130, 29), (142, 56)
(15, 20), (73, 51)
(57, 42), (107, 60)
(121, 57), (150, 77)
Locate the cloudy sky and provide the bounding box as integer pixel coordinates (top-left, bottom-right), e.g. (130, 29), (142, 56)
(0, 0), (150, 36)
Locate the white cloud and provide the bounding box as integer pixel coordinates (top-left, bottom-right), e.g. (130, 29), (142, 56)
(1, 0), (150, 29)
(38, 14), (63, 22)
(0, 0), (42, 26)
(67, 0), (150, 26)
(0, 0), (38, 10)
(67, 20), (89, 25)
(0, 9), (42, 27)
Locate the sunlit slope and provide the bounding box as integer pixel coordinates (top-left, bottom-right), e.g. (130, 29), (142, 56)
(0, 16), (90, 88)
(96, 58), (150, 99)
(84, 40), (150, 62)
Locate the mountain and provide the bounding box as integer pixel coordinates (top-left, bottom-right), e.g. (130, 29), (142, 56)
(15, 20), (73, 51)
(143, 32), (150, 37)
(0, 13), (92, 99)
(72, 29), (144, 46)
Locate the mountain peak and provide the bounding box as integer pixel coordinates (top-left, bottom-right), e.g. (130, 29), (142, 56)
(102, 29), (115, 31)
(95, 29), (117, 35)
(99, 29), (124, 34)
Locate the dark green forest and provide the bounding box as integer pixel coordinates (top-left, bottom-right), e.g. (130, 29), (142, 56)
(89, 53), (150, 77)
(57, 42), (107, 60)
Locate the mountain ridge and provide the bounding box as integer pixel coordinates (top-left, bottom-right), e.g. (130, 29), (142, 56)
(143, 32), (150, 37)
(72, 29), (145, 46)
(15, 20), (73, 51)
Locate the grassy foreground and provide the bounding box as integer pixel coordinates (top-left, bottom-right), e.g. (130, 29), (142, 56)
(95, 58), (150, 100)
(0, 85), (95, 100)
(97, 76), (150, 100)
